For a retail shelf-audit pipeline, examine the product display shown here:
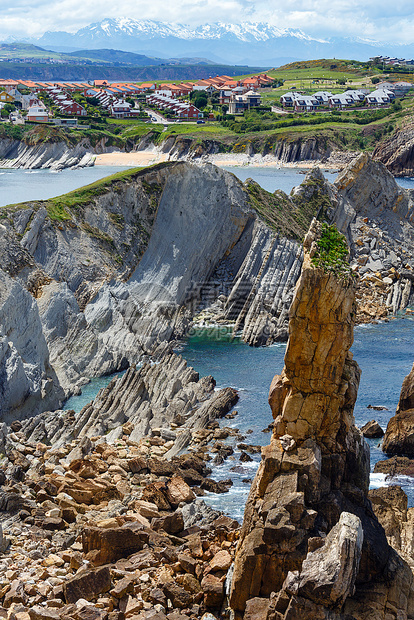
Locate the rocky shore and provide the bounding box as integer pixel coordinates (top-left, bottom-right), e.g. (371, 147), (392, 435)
(2, 155), (414, 423)
(1, 218), (414, 620)
(0, 414), (242, 620)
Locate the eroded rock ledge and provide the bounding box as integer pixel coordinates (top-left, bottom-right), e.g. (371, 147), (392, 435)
(229, 220), (414, 619)
(17, 350), (239, 458)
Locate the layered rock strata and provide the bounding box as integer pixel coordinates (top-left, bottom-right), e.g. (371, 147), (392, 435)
(3, 155), (414, 421)
(331, 153), (414, 322)
(373, 121), (414, 177)
(17, 351), (239, 453)
(0, 137), (97, 170)
(229, 219), (414, 619)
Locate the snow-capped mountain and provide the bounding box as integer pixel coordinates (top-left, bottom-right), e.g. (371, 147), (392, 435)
(35, 18), (414, 65)
(67, 19), (320, 43)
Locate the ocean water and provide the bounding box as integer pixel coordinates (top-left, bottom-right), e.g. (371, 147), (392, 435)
(222, 166), (339, 192)
(223, 165), (414, 194)
(0, 166), (130, 207)
(63, 319), (414, 521)
(0, 165), (316, 207)
(1, 164), (414, 209)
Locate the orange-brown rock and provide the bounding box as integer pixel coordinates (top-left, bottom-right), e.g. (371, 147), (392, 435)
(82, 523), (149, 566)
(63, 566), (111, 604)
(383, 362), (414, 456)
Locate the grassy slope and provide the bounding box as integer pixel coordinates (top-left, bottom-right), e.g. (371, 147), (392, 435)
(246, 173), (333, 241)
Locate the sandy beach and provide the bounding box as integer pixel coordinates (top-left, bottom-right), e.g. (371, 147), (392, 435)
(94, 151), (170, 167)
(94, 149), (354, 170)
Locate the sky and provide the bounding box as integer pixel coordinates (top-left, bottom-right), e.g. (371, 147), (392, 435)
(1, 0), (414, 43)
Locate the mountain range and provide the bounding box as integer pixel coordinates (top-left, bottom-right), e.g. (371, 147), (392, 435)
(23, 18), (414, 66)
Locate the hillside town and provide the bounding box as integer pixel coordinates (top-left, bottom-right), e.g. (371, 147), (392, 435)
(279, 80), (413, 111)
(0, 73), (274, 124)
(0, 72), (412, 125)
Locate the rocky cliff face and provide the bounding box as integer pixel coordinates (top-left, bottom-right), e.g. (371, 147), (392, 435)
(0, 268), (64, 422)
(373, 121), (414, 177)
(0, 137), (97, 170)
(3, 155), (414, 421)
(331, 153), (414, 322)
(229, 220), (414, 619)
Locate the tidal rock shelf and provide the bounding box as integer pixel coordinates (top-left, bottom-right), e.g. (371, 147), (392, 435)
(17, 351), (239, 458)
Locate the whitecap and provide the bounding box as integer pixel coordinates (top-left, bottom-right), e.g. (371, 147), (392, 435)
(369, 473), (387, 489)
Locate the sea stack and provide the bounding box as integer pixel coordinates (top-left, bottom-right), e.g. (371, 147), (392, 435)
(229, 219), (414, 619)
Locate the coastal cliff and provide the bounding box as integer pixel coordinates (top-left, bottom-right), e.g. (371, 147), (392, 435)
(0, 162), (318, 419)
(0, 126), (354, 171)
(373, 120), (414, 177)
(229, 219), (414, 619)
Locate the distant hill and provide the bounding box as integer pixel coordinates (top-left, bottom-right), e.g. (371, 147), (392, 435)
(68, 48), (165, 66)
(0, 42), (62, 59)
(0, 60), (266, 81)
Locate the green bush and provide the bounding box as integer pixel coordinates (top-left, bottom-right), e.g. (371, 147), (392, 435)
(311, 223), (351, 279)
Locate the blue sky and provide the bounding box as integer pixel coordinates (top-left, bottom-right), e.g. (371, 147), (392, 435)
(1, 0), (413, 42)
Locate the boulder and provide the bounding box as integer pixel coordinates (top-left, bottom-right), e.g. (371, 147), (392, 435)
(208, 550), (232, 573)
(151, 510), (184, 535)
(3, 579), (28, 608)
(63, 566), (111, 603)
(374, 455), (414, 477)
(200, 574), (224, 609)
(82, 523), (149, 566)
(382, 409), (414, 456)
(383, 362), (414, 456)
(285, 512), (363, 608)
(162, 582), (193, 609)
(360, 419), (384, 438)
(165, 475), (195, 507)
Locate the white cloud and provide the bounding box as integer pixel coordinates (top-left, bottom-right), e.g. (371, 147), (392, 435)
(1, 0), (414, 43)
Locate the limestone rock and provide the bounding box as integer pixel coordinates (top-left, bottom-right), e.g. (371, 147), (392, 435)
(383, 362), (414, 456)
(397, 361), (414, 413)
(286, 511), (363, 607)
(0, 268), (63, 421)
(373, 120), (414, 177)
(382, 409), (414, 456)
(82, 523), (149, 566)
(18, 352), (221, 447)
